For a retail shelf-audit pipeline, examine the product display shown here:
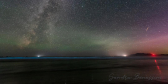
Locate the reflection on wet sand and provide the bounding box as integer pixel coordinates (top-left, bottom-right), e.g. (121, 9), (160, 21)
(155, 60), (161, 74)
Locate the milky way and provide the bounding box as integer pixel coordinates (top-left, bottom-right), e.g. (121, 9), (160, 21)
(1, 0), (168, 56)
(21, 0), (63, 47)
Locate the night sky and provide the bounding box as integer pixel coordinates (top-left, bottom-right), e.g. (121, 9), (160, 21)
(0, 0), (168, 56)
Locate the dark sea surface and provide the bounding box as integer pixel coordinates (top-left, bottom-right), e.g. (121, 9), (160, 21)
(0, 56), (168, 84)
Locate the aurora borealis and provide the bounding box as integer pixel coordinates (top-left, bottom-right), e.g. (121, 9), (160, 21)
(0, 0), (168, 56)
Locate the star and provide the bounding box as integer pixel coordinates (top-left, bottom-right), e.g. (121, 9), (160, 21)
(146, 27), (149, 31)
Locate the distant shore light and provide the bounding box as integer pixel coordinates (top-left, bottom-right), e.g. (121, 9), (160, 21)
(151, 53), (156, 57)
(123, 54), (127, 57)
(37, 55), (41, 57)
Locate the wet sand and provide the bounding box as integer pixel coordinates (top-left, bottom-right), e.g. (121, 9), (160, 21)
(0, 57), (168, 84)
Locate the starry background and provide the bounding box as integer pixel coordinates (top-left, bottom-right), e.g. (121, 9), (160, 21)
(0, 0), (168, 56)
